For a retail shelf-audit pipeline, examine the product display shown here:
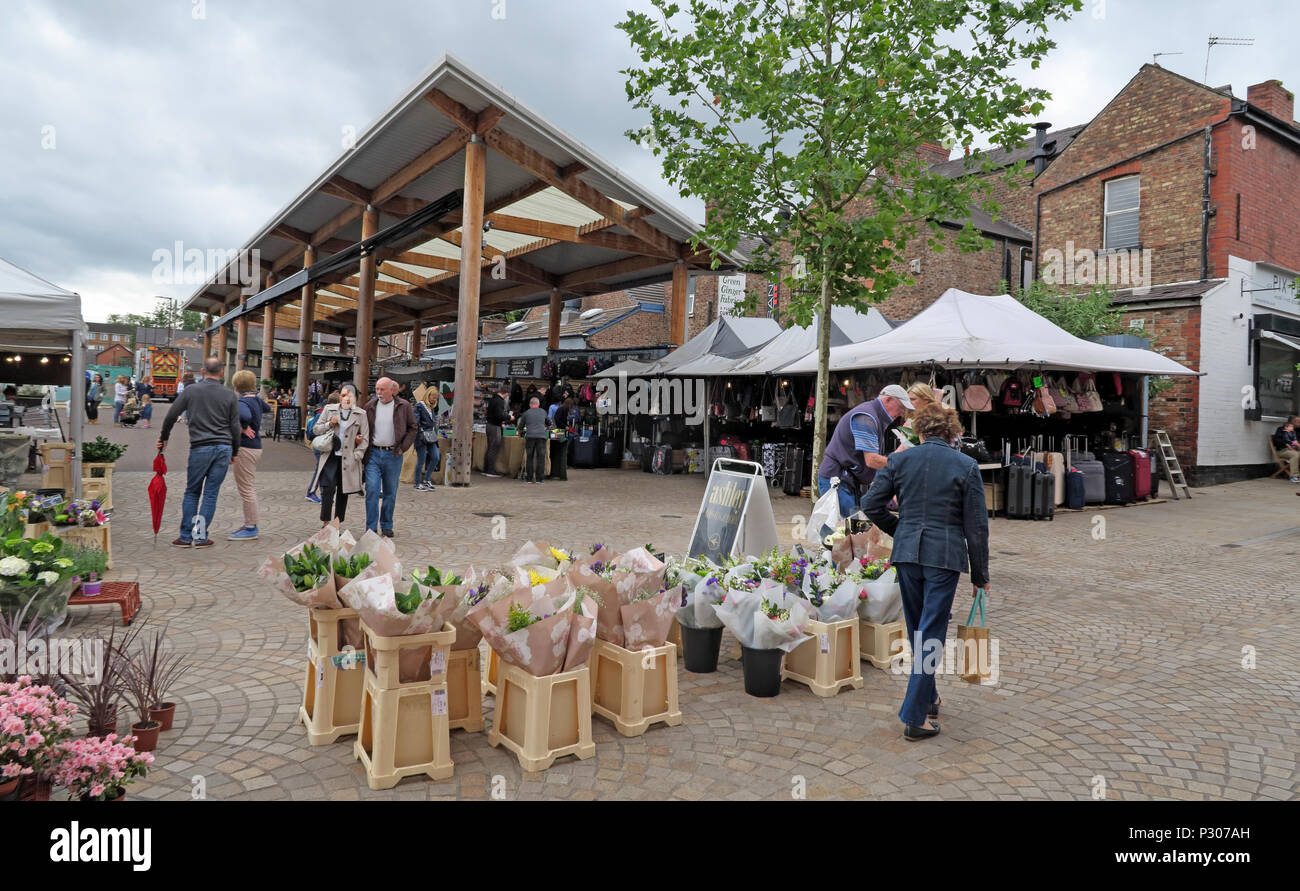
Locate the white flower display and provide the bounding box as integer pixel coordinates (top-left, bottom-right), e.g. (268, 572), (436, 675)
(37, 571), (60, 586)
(0, 556), (31, 577)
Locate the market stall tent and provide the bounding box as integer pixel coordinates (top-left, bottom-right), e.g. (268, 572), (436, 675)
(646, 316), (781, 376)
(780, 288), (1199, 376)
(0, 258), (86, 493)
(715, 306), (894, 376)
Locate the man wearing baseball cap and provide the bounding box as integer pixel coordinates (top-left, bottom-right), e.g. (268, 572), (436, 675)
(817, 383), (914, 520)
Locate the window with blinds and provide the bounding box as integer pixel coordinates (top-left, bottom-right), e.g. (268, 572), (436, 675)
(1104, 175), (1140, 250)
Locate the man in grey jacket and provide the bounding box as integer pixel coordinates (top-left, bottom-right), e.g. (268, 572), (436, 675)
(158, 357), (241, 547)
(517, 396), (550, 483)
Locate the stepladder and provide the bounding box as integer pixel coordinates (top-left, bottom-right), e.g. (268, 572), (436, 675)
(1152, 430), (1192, 500)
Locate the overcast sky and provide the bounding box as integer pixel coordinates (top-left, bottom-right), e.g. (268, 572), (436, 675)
(1, 0), (1295, 321)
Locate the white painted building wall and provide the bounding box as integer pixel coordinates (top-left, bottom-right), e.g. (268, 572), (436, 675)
(1196, 255), (1300, 467)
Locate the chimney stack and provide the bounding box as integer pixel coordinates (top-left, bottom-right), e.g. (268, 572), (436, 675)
(915, 140), (951, 168)
(1030, 122), (1052, 175)
(1247, 80), (1295, 124)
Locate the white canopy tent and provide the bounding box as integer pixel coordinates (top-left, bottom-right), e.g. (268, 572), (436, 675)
(781, 289), (1200, 376)
(714, 306), (894, 376)
(597, 358), (656, 378)
(647, 316), (782, 376)
(0, 258), (86, 494)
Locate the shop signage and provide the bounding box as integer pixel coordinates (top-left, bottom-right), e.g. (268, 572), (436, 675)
(718, 274), (747, 317)
(687, 459), (779, 564)
(475, 359), (492, 376)
(507, 359), (536, 377)
(1247, 267), (1300, 315)
(274, 405), (301, 441)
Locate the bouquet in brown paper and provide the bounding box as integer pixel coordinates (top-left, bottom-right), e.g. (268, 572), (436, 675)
(469, 572), (596, 676)
(449, 568), (510, 651)
(509, 540), (575, 575)
(258, 522), (352, 608)
(575, 542), (618, 568)
(336, 568), (454, 684)
(829, 521), (892, 571)
(579, 547), (668, 648)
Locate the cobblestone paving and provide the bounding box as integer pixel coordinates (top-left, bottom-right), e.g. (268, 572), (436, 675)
(52, 425), (1300, 801)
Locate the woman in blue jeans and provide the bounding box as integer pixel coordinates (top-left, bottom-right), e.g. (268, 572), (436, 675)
(863, 403), (990, 741)
(412, 390), (439, 491)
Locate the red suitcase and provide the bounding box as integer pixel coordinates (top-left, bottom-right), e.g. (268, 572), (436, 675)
(1129, 448), (1151, 499)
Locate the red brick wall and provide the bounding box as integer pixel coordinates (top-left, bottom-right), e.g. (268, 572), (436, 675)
(1208, 120), (1300, 277)
(1119, 303), (1202, 465)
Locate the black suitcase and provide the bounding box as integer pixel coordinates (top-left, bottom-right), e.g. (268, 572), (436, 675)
(600, 437), (621, 467)
(651, 444), (675, 475)
(571, 437), (599, 469)
(1005, 464), (1035, 519)
(1032, 472), (1055, 520)
(1100, 451), (1135, 504)
(1065, 469), (1086, 510)
(782, 446), (805, 496)
(641, 444), (655, 473)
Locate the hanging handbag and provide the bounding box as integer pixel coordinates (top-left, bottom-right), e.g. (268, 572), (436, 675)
(759, 379), (777, 422)
(961, 376), (993, 412)
(1033, 381), (1056, 415)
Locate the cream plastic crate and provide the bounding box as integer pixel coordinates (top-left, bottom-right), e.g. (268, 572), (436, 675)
(353, 674), (453, 789)
(481, 647), (500, 697)
(488, 660), (595, 772)
(53, 523), (112, 570)
(447, 646), (485, 733)
(38, 442), (74, 493)
(783, 617), (863, 697)
(361, 620), (456, 690)
(589, 638), (682, 737)
(82, 463), (116, 510)
(859, 619), (907, 670)
(299, 606), (365, 745)
(666, 619), (682, 658)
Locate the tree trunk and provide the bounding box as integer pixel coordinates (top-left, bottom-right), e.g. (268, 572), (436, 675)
(810, 254), (833, 478)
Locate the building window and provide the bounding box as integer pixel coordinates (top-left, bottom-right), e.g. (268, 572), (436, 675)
(1103, 175), (1140, 250)
(1258, 340), (1298, 420)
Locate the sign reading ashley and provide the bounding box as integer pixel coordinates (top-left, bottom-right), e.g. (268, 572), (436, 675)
(594, 371), (706, 425)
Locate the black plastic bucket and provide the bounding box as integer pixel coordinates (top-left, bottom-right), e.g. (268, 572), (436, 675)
(740, 646), (784, 697)
(681, 625), (723, 673)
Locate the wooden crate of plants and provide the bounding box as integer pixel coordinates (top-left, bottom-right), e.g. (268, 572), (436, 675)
(589, 638), (682, 737)
(488, 660), (595, 772)
(53, 523), (112, 570)
(299, 605), (365, 745)
(783, 617), (863, 696)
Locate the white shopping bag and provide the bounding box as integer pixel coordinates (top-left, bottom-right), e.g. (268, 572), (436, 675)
(807, 477), (843, 545)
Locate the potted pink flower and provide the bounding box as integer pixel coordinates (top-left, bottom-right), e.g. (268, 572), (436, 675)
(50, 733), (153, 801)
(0, 675), (78, 800)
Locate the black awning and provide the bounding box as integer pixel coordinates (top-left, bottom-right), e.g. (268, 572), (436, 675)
(206, 188), (464, 334)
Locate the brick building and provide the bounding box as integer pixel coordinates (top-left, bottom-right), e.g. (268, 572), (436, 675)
(1035, 64), (1300, 483)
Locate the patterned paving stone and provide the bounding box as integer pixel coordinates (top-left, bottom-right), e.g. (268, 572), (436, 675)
(34, 421), (1300, 800)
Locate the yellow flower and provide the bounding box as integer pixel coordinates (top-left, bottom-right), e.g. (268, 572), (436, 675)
(549, 547), (570, 565)
(528, 569), (548, 588)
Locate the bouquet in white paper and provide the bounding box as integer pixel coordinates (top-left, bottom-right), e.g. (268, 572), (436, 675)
(714, 580), (812, 653)
(797, 555), (861, 623)
(847, 556), (902, 623)
(675, 558), (726, 630)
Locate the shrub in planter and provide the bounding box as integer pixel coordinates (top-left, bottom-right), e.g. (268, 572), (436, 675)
(50, 734), (153, 801)
(61, 622), (141, 738)
(120, 641), (164, 753)
(0, 676), (78, 791)
(80, 437), (127, 477)
(134, 625), (189, 732)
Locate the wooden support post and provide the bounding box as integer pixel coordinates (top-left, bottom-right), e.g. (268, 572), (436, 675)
(410, 319), (424, 358)
(354, 206), (379, 400)
(547, 287), (562, 351)
(669, 260), (688, 347)
(216, 324), (229, 383)
(451, 136), (487, 486)
(260, 292), (277, 388)
(294, 246), (316, 411)
(202, 315), (212, 359)
(236, 285), (252, 372)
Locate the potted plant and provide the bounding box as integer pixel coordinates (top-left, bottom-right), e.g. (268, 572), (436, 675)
(0, 533), (81, 628)
(0, 676), (78, 800)
(61, 622), (140, 739)
(135, 626), (189, 732)
(79, 436), (127, 479)
(50, 734), (153, 801)
(120, 644), (163, 753)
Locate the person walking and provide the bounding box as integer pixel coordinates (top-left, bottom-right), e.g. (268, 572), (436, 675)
(157, 357), (241, 548)
(482, 382), (511, 478)
(228, 370), (270, 541)
(86, 373), (103, 424)
(412, 388), (440, 491)
(862, 404), (990, 741)
(308, 386), (367, 526)
(548, 396), (574, 481)
(112, 375), (129, 425)
(817, 383), (913, 523)
(304, 391), (338, 503)
(363, 377), (416, 538)
(518, 395), (550, 484)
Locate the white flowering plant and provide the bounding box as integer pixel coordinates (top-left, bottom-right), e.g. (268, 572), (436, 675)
(0, 533), (79, 623)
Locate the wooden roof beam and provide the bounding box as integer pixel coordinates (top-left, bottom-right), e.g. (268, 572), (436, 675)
(320, 175), (373, 205)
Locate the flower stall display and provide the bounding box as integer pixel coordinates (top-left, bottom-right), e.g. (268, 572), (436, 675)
(568, 547), (673, 649)
(52, 499), (110, 528)
(49, 733), (152, 801)
(0, 534), (80, 625)
(338, 563), (460, 686)
(849, 556), (902, 624)
(258, 523), (352, 609)
(713, 581), (813, 697)
(1, 676), (78, 797)
(6, 490), (64, 538)
(469, 570), (597, 678)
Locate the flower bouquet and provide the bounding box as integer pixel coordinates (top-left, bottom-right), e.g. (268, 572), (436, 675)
(468, 571), (597, 677)
(338, 564), (461, 685)
(508, 540), (574, 579)
(49, 733), (153, 801)
(0, 534), (79, 625)
(257, 522), (354, 608)
(848, 556), (902, 624)
(447, 568), (506, 651)
(796, 555), (862, 623)
(1, 676), (78, 792)
(713, 581), (812, 654)
(607, 548), (674, 649)
(52, 499), (109, 528)
(829, 520), (892, 571)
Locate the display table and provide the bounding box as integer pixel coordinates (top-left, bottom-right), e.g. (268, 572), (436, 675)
(470, 431), (550, 477)
(399, 436), (452, 486)
(67, 581), (140, 626)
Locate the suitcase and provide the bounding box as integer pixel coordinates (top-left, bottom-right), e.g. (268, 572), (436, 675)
(1065, 469), (1086, 510)
(1005, 463), (1035, 519)
(600, 437), (621, 468)
(1129, 448), (1152, 499)
(1073, 458), (1106, 503)
(651, 444), (675, 475)
(1032, 471), (1055, 520)
(1045, 452), (1066, 505)
(782, 446), (805, 496)
(1100, 451), (1135, 504)
(571, 437), (599, 469)
(708, 445), (734, 469)
(641, 445), (655, 473)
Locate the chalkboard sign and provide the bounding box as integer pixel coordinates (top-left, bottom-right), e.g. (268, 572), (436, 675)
(687, 459), (779, 564)
(507, 359), (536, 377)
(475, 359), (492, 376)
(275, 405), (302, 441)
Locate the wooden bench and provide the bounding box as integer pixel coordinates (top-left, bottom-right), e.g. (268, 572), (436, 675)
(67, 581), (141, 626)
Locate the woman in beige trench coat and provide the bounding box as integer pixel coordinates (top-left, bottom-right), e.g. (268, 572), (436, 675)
(308, 384), (369, 526)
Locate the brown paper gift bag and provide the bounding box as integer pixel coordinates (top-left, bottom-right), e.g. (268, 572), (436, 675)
(956, 587), (991, 684)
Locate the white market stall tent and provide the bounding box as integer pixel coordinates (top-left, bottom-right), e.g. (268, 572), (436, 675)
(644, 316), (781, 376)
(779, 288), (1199, 376)
(715, 306), (894, 376)
(0, 258), (86, 493)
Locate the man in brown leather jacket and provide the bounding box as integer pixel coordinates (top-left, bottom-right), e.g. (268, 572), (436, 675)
(363, 377), (416, 538)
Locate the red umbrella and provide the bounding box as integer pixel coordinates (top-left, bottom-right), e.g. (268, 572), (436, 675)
(148, 449), (167, 544)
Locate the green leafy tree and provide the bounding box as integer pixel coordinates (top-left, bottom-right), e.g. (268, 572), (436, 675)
(1006, 279), (1124, 339)
(620, 0), (1082, 467)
